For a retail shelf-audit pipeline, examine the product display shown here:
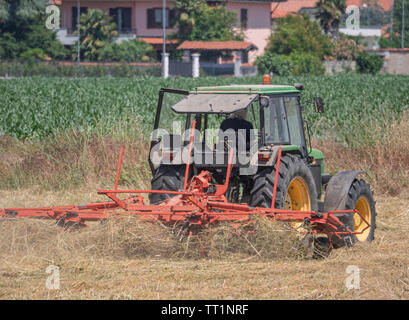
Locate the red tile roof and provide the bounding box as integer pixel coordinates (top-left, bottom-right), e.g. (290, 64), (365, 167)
(177, 41), (256, 51)
(271, 0), (394, 19)
(141, 37), (179, 45)
(271, 0), (318, 19)
(367, 48), (409, 52)
(346, 0), (394, 11)
(49, 0), (61, 5)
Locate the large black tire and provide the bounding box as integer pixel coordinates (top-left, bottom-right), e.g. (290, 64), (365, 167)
(149, 165), (185, 204)
(250, 154), (318, 212)
(330, 179), (376, 248)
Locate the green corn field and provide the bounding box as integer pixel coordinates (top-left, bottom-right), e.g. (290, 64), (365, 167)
(1, 74), (409, 145)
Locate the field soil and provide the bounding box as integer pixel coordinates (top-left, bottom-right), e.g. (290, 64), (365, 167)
(0, 187), (408, 300)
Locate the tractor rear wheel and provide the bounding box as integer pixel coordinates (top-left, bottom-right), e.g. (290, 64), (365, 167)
(149, 165), (185, 204)
(250, 154), (318, 214)
(330, 179), (376, 248)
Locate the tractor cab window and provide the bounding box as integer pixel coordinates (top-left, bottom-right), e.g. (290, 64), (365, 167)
(263, 97), (290, 144)
(157, 92), (190, 147)
(284, 96), (303, 147)
(262, 95), (305, 149)
(249, 101), (260, 132)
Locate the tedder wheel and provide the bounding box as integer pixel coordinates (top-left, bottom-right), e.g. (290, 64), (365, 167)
(149, 165), (185, 204)
(250, 154), (318, 217)
(330, 179), (376, 248)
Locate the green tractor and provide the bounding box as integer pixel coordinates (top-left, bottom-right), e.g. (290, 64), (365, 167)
(148, 83), (376, 247)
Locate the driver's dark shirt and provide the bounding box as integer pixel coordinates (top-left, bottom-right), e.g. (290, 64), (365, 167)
(220, 118), (254, 148)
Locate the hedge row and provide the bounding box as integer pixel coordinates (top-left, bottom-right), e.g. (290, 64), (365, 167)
(0, 61), (161, 78)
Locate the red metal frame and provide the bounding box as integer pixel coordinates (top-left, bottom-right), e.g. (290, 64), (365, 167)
(0, 129), (370, 249)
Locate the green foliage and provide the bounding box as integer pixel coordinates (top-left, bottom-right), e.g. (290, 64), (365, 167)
(188, 3), (242, 41)
(0, 61), (161, 79)
(256, 52), (324, 76)
(0, 33), (21, 58)
(19, 48), (49, 60)
(356, 52), (384, 74)
(2, 74), (408, 143)
(316, 0), (346, 39)
(379, 36), (401, 49)
(72, 10), (154, 62)
(25, 19), (68, 60)
(0, 0), (68, 60)
(266, 14), (332, 60)
(256, 53), (292, 76)
(331, 36), (363, 60)
(9, 0), (44, 19)
(0, 0), (10, 21)
(98, 39), (155, 62)
(172, 0), (204, 41)
(289, 53), (325, 75)
(72, 9), (119, 61)
(385, 0), (409, 48)
(172, 0), (243, 42)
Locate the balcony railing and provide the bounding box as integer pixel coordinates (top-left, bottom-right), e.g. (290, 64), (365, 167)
(66, 28), (137, 36)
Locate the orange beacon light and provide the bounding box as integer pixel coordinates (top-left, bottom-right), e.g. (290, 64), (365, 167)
(262, 74), (271, 84)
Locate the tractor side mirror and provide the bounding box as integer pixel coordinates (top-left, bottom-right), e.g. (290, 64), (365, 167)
(314, 97), (324, 113)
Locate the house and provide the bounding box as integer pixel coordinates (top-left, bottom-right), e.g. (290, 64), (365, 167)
(345, 0), (393, 12)
(339, 0), (394, 49)
(56, 0), (279, 63)
(271, 0), (394, 21)
(271, 0), (318, 21)
(177, 40), (257, 64)
(270, 0), (394, 49)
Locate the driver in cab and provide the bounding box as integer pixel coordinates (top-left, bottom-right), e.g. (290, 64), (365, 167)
(219, 109), (253, 151)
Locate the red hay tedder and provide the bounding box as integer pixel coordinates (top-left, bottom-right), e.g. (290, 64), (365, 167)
(1, 82), (376, 256)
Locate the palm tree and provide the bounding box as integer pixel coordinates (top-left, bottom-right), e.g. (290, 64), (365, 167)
(316, 0), (347, 40)
(73, 9), (118, 61)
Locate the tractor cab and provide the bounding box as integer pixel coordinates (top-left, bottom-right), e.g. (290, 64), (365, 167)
(148, 83), (327, 206)
(149, 84), (314, 173)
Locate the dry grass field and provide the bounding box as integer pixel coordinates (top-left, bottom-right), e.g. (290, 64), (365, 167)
(0, 98), (408, 300)
(0, 187), (408, 300)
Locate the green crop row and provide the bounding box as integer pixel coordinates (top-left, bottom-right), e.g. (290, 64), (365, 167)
(1, 74), (408, 145)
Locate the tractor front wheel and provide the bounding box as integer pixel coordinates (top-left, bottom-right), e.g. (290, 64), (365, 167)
(330, 179), (376, 248)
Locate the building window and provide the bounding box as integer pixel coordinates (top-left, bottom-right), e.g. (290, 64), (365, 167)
(71, 7), (87, 31)
(240, 8), (248, 29)
(109, 7), (132, 33)
(242, 51), (249, 64)
(147, 8), (176, 29)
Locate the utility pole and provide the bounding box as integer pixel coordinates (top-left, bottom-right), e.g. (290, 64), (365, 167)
(402, 0), (405, 48)
(390, 0), (394, 39)
(162, 0), (167, 78)
(77, 0), (80, 66)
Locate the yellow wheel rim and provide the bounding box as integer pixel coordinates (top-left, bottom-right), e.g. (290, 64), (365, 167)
(354, 196), (371, 242)
(284, 177), (311, 230)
